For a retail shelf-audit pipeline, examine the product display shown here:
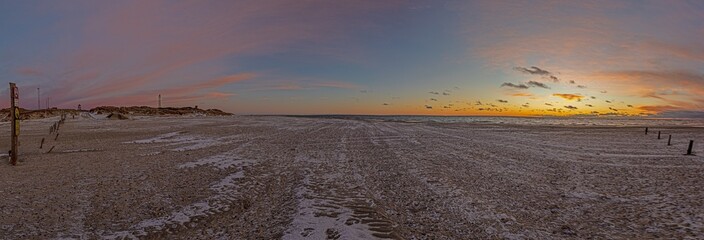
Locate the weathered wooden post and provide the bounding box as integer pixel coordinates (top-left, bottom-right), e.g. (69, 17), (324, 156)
(645, 127), (648, 135)
(686, 140), (694, 155)
(667, 135), (671, 146)
(658, 131), (661, 139)
(9, 83), (19, 165)
(157, 94), (161, 115)
(40, 138), (45, 149)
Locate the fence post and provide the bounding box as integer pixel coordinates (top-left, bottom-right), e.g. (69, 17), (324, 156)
(9, 83), (19, 165)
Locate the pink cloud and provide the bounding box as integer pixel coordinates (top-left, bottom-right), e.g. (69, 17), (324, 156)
(463, 1), (703, 70)
(28, 1), (401, 109)
(238, 77), (361, 92)
(643, 41), (704, 62)
(206, 92), (235, 98)
(64, 72), (254, 108)
(461, 1), (704, 112)
(16, 68), (42, 76)
(309, 81), (359, 89)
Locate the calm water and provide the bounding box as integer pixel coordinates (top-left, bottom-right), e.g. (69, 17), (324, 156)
(300, 115), (704, 127)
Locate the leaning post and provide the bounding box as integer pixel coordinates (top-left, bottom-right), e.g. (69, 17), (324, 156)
(686, 140), (694, 155)
(645, 127), (648, 135)
(667, 135), (672, 146)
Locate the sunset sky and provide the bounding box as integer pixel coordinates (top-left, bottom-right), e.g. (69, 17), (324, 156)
(1, 1), (703, 116)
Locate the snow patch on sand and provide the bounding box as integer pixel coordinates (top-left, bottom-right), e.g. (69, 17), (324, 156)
(282, 169), (377, 240)
(103, 151), (257, 238)
(60, 149), (102, 153)
(126, 131), (183, 144)
(138, 151), (162, 157)
(125, 131), (231, 152)
(178, 143), (254, 169)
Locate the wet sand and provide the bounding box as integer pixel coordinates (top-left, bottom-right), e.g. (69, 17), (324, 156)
(0, 115), (703, 239)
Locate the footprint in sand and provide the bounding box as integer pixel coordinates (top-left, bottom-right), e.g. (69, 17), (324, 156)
(325, 228), (341, 239)
(344, 218), (360, 225)
(300, 227), (315, 237)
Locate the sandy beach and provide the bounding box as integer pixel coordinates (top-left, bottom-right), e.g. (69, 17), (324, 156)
(1, 115), (703, 239)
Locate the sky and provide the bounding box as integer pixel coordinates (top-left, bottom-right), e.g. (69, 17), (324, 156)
(1, 0), (703, 116)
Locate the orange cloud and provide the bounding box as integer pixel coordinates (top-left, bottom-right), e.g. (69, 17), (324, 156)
(637, 105), (680, 113)
(206, 92), (235, 98)
(552, 93), (584, 101)
(511, 93), (533, 97)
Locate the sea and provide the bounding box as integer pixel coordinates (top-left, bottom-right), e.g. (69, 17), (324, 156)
(298, 115), (704, 127)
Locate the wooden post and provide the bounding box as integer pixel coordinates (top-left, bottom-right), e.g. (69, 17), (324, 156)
(658, 131), (661, 139)
(9, 83), (19, 165)
(47, 146), (54, 154)
(667, 135), (671, 146)
(40, 138), (45, 149)
(157, 94), (161, 115)
(686, 140), (694, 155)
(645, 127), (648, 135)
(54, 133), (59, 141)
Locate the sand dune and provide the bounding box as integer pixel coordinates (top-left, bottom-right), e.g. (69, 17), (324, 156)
(0, 116), (702, 239)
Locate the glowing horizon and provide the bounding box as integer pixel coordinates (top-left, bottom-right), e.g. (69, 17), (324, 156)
(1, 1), (703, 117)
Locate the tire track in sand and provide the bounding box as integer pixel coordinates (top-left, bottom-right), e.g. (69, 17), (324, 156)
(283, 121), (401, 239)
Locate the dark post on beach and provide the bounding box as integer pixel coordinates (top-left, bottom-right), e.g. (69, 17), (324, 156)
(658, 131), (661, 139)
(686, 140), (694, 155)
(668, 135), (672, 146)
(645, 127), (648, 135)
(9, 82), (19, 165)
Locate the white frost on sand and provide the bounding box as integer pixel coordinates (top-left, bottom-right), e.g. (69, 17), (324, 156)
(59, 149), (102, 153)
(126, 132), (183, 144)
(102, 151), (256, 239)
(283, 175), (377, 240)
(178, 144), (254, 170)
(138, 151), (162, 157)
(125, 131), (230, 152)
(282, 151), (378, 240)
(169, 136), (228, 152)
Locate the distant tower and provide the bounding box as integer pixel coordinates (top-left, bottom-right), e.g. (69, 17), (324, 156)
(158, 94), (161, 108)
(78, 104), (81, 111)
(37, 87), (40, 109)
